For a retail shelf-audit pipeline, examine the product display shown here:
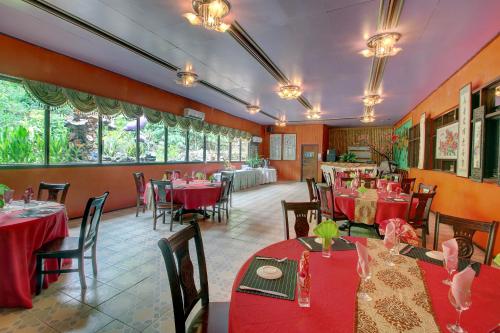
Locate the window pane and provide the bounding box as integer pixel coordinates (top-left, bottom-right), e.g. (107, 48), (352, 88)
(188, 130), (204, 162)
(102, 115), (137, 163)
(50, 106), (98, 164)
(206, 133), (218, 161)
(167, 126), (187, 162)
(219, 136), (230, 162)
(0, 79), (45, 164)
(231, 138), (240, 161)
(241, 139), (249, 161)
(140, 117), (165, 163)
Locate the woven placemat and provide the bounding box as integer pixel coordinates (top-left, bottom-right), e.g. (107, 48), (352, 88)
(401, 245), (481, 275)
(236, 257), (297, 300)
(297, 237), (356, 252)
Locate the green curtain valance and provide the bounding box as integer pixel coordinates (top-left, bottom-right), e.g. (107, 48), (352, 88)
(21, 79), (252, 140)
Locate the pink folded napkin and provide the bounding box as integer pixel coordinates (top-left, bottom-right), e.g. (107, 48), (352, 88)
(356, 242), (371, 276)
(451, 266), (475, 308)
(383, 221), (396, 249)
(442, 238), (459, 261)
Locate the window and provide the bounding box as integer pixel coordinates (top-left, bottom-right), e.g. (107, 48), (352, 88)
(139, 117), (165, 163)
(230, 138), (241, 161)
(407, 125), (420, 168)
(219, 136), (230, 162)
(50, 106), (98, 164)
(484, 83), (500, 180)
(206, 133), (218, 161)
(188, 130), (204, 162)
(431, 109), (458, 172)
(167, 126), (187, 162)
(102, 114), (137, 163)
(0, 79), (45, 164)
(241, 139), (249, 161)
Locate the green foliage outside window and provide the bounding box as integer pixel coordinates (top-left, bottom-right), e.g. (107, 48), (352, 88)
(102, 114), (137, 163)
(167, 126), (187, 162)
(140, 117), (165, 163)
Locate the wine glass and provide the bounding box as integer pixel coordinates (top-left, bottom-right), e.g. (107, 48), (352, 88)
(447, 288), (472, 333)
(356, 260), (372, 301)
(443, 256), (458, 285)
(395, 187), (402, 198)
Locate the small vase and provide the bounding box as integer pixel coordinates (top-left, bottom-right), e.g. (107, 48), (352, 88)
(322, 237), (332, 258)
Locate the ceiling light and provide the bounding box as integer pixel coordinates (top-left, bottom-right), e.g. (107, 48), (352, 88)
(277, 84), (302, 100)
(362, 94), (383, 107)
(360, 115), (375, 123)
(360, 32), (402, 58)
(360, 106), (375, 123)
(275, 114), (287, 127)
(176, 67), (199, 87)
(495, 86), (500, 97)
(306, 108), (321, 120)
(183, 0), (231, 32)
(246, 105), (260, 114)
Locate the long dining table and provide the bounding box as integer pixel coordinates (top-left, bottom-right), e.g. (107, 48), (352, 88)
(229, 237), (500, 332)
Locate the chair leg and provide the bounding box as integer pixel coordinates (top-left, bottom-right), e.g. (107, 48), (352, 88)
(57, 258), (62, 277)
(162, 211), (166, 224)
(212, 206), (215, 221)
(180, 212), (183, 226)
(136, 199), (139, 217)
(170, 210), (174, 232)
(142, 202), (146, 213)
(421, 229), (427, 248)
(78, 255), (87, 290)
(347, 223), (352, 236)
(92, 244), (98, 276)
(218, 205), (221, 223)
(36, 256), (43, 295)
(153, 209), (157, 230)
(225, 202), (229, 219)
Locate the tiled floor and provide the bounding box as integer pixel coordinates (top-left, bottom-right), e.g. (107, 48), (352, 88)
(0, 182), (486, 332)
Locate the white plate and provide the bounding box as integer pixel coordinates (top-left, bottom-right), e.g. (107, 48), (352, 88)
(256, 266), (282, 280)
(314, 237), (323, 244)
(426, 251), (444, 261)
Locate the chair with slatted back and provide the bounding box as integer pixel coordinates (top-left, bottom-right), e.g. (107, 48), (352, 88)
(36, 192), (109, 294)
(212, 176), (232, 223)
(405, 192), (436, 247)
(418, 183), (437, 194)
(305, 178), (319, 223)
(37, 182), (70, 204)
(361, 178), (377, 189)
(433, 213), (498, 265)
(323, 171), (332, 186)
(281, 201), (321, 240)
(132, 172), (146, 217)
(158, 221), (229, 333)
(150, 179), (184, 231)
(400, 178), (416, 194)
(395, 168), (409, 180)
(316, 184), (348, 223)
(165, 170), (181, 180)
(340, 177), (353, 188)
(220, 171), (235, 207)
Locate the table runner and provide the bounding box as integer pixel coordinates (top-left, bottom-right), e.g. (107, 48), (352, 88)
(354, 189), (378, 225)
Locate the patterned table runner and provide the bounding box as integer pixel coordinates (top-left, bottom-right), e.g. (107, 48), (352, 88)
(356, 239), (440, 332)
(354, 189), (378, 225)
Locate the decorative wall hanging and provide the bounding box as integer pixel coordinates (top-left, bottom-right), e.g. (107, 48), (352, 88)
(393, 119), (411, 169)
(418, 113), (426, 169)
(435, 122), (459, 160)
(282, 134), (296, 160)
(269, 134), (282, 160)
(457, 83), (472, 177)
(470, 106), (485, 182)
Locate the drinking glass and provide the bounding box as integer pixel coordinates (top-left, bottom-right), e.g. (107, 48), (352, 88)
(447, 288), (471, 333)
(356, 260), (372, 301)
(297, 272), (311, 307)
(395, 187), (402, 198)
(443, 256), (458, 285)
(322, 237), (332, 258)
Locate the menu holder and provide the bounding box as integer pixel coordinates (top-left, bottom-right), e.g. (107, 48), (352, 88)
(236, 257), (297, 300)
(400, 245), (481, 275)
(297, 237), (356, 252)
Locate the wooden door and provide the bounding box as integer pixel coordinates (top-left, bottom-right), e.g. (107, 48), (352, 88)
(301, 144), (319, 181)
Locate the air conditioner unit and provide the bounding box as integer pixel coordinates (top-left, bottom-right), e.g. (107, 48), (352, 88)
(252, 136), (263, 143)
(183, 108), (205, 121)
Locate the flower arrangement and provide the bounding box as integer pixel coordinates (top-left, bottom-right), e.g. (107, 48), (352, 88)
(314, 220), (340, 258)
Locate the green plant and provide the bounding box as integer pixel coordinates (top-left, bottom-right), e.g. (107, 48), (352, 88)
(340, 152), (357, 163)
(246, 155), (262, 168)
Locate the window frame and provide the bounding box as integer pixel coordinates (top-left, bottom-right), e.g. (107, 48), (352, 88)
(431, 108), (459, 173)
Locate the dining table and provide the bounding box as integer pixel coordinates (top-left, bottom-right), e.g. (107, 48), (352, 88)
(0, 200), (69, 308)
(229, 237), (500, 332)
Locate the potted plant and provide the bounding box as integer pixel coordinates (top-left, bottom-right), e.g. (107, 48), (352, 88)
(0, 184), (11, 208)
(340, 152), (357, 163)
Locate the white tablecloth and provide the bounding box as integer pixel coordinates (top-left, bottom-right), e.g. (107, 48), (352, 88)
(214, 168), (277, 191)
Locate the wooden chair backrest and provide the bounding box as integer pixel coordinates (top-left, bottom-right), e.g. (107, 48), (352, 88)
(37, 182), (70, 204)
(281, 201), (321, 240)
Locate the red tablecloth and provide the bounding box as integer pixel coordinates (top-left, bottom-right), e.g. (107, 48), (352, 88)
(229, 237), (366, 333)
(229, 239), (500, 332)
(0, 201), (69, 308)
(144, 180), (221, 210)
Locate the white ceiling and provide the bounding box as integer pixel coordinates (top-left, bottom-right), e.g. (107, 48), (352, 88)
(0, 0), (499, 126)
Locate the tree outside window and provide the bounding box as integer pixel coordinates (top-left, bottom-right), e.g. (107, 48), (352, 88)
(139, 117), (165, 163)
(206, 132), (218, 161)
(231, 138), (241, 161)
(167, 126), (187, 162)
(188, 130), (204, 162)
(102, 114), (137, 163)
(241, 139), (249, 161)
(219, 135), (230, 162)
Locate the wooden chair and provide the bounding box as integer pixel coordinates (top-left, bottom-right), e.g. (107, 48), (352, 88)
(150, 179), (184, 231)
(418, 183), (437, 194)
(395, 168), (409, 180)
(361, 178), (377, 189)
(405, 192), (436, 247)
(281, 201), (321, 240)
(158, 221), (229, 333)
(35, 192), (109, 294)
(132, 172), (146, 217)
(305, 178), (319, 222)
(323, 172), (332, 186)
(400, 178), (416, 194)
(433, 213), (499, 265)
(212, 176), (232, 223)
(221, 171), (235, 207)
(165, 170), (181, 180)
(37, 182), (70, 204)
(317, 184), (348, 223)
(340, 177), (353, 188)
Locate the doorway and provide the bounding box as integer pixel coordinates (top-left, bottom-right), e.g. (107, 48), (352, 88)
(301, 144), (319, 181)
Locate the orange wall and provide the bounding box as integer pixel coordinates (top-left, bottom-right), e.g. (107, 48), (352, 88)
(394, 34), (500, 254)
(0, 35), (263, 218)
(262, 124), (329, 181)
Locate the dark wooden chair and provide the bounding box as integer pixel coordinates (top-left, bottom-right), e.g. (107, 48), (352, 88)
(37, 182), (70, 204)
(433, 213), (499, 265)
(418, 183), (437, 194)
(281, 201), (321, 240)
(317, 184), (348, 223)
(158, 221), (229, 333)
(340, 177), (353, 188)
(305, 178), (319, 222)
(395, 168), (409, 180)
(405, 192), (436, 247)
(221, 171), (235, 207)
(401, 178), (416, 194)
(212, 176), (232, 223)
(150, 179), (184, 231)
(35, 192), (109, 294)
(165, 170), (181, 180)
(361, 177), (377, 189)
(132, 172), (146, 217)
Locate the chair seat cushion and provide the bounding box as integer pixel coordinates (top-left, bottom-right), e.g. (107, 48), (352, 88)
(37, 237), (80, 255)
(187, 302), (229, 333)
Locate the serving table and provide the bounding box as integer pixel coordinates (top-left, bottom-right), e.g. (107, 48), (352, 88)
(213, 168), (277, 192)
(229, 238), (500, 332)
(0, 201), (69, 308)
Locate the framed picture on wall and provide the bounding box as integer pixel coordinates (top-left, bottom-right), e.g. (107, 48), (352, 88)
(435, 122), (459, 160)
(282, 134), (296, 160)
(470, 106), (485, 182)
(269, 134), (282, 160)
(418, 113), (426, 169)
(457, 83), (472, 177)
